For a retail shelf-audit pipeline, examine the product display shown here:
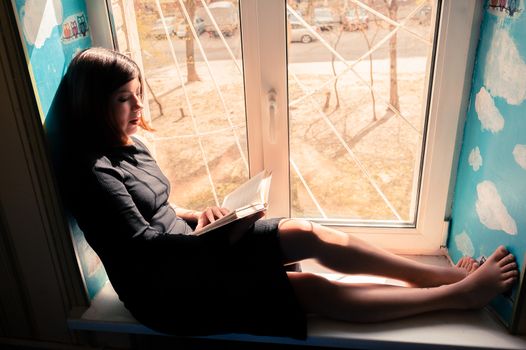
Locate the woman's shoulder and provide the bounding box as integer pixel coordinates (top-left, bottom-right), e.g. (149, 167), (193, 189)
(86, 155), (127, 190)
(91, 153), (124, 176)
(91, 153), (113, 167)
(86, 137), (151, 176)
(131, 136), (152, 153)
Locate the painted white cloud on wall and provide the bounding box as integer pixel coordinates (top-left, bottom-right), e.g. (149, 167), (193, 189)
(475, 181), (517, 235)
(21, 0), (63, 49)
(455, 231), (475, 257)
(513, 144), (526, 170)
(469, 147), (483, 171)
(484, 28), (526, 105)
(475, 87), (504, 133)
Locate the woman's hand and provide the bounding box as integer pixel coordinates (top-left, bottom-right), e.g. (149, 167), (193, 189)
(195, 206), (230, 231)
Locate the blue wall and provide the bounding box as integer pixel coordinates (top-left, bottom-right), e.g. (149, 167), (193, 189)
(448, 0), (526, 327)
(13, 0), (107, 299)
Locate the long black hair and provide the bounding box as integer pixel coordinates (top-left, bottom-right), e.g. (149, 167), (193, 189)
(45, 48), (152, 202)
(64, 47), (151, 148)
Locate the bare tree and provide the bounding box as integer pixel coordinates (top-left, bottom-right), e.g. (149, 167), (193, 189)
(383, 0), (399, 112)
(362, 31), (378, 121)
(327, 27), (343, 113)
(180, 0), (200, 82)
(350, 2), (380, 121)
(306, 0), (315, 23)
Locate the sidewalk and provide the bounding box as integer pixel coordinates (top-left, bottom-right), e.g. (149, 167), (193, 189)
(146, 56), (428, 94)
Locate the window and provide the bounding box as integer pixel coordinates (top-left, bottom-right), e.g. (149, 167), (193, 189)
(96, 0), (480, 253)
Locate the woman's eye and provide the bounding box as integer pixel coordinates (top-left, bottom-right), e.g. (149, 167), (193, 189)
(118, 96), (129, 102)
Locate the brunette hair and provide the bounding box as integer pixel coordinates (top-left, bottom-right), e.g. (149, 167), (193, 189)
(62, 47), (152, 148)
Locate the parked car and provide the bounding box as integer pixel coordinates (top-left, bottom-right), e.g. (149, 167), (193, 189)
(150, 16), (178, 39)
(197, 1), (238, 37)
(342, 8), (369, 31)
(417, 5), (432, 25)
(290, 23), (317, 43)
(314, 7), (340, 31)
(176, 17), (205, 38)
(287, 8), (305, 26)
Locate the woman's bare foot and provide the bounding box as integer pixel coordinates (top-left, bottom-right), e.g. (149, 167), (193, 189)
(408, 256), (480, 288)
(440, 256), (480, 284)
(452, 246), (518, 309)
(456, 256), (480, 274)
(444, 256), (480, 284)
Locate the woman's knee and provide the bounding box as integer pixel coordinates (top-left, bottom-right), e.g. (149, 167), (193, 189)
(279, 218), (348, 247)
(277, 219), (321, 262)
(278, 218), (316, 233)
(278, 218), (321, 245)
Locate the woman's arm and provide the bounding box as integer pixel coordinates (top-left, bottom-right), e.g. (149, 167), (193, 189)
(91, 160), (218, 243)
(172, 205), (201, 224)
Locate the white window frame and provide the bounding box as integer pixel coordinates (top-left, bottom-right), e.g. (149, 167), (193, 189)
(241, 0), (483, 254)
(90, 0), (483, 255)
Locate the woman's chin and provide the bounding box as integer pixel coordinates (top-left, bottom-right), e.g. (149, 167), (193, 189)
(126, 125), (139, 136)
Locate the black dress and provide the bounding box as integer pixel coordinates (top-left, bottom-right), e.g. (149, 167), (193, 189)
(66, 137), (307, 339)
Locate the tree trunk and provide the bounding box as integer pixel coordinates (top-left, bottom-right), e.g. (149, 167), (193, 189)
(356, 2), (379, 121)
(306, 0), (314, 23)
(387, 0), (399, 112)
(184, 0), (200, 82)
(330, 27), (343, 112)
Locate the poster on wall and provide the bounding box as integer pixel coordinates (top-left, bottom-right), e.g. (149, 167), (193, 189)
(448, 0), (526, 334)
(11, 0), (108, 300)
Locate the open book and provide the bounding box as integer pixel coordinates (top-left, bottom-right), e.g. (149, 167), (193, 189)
(194, 170), (272, 235)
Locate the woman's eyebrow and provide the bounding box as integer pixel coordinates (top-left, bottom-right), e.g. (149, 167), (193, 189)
(114, 88), (133, 94)
(114, 85), (141, 94)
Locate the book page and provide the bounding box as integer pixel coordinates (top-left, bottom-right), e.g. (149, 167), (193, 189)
(221, 170), (271, 210)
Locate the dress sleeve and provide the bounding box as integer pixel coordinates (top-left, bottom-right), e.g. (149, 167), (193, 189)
(90, 159), (226, 246)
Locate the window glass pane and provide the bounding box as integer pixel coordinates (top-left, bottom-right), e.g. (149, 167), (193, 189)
(287, 0), (437, 224)
(132, 0), (247, 209)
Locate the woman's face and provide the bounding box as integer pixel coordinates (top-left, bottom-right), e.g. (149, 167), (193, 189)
(110, 77), (143, 141)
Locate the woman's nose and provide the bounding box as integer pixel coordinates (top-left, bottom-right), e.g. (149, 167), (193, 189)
(133, 95), (143, 110)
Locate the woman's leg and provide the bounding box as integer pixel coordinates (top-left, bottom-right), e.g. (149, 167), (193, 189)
(278, 219), (478, 287)
(287, 246), (517, 322)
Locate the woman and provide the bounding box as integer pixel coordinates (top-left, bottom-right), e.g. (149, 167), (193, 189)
(47, 47), (518, 339)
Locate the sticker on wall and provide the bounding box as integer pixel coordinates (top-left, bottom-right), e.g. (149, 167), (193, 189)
(485, 29), (526, 105)
(62, 12), (89, 44)
(455, 230), (475, 257)
(475, 86), (504, 133)
(475, 180), (517, 235)
(469, 146), (483, 171)
(488, 0), (522, 17)
(20, 0), (63, 49)
(513, 144), (526, 169)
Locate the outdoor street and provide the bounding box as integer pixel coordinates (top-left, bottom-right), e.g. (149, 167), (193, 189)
(145, 21), (431, 64)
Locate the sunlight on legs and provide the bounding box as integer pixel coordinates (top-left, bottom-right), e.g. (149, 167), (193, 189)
(278, 218), (474, 287)
(287, 246), (518, 323)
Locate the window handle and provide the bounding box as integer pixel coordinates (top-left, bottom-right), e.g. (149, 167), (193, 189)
(268, 89), (277, 144)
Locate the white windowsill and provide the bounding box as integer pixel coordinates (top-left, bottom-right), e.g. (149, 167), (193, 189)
(69, 264), (526, 349)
